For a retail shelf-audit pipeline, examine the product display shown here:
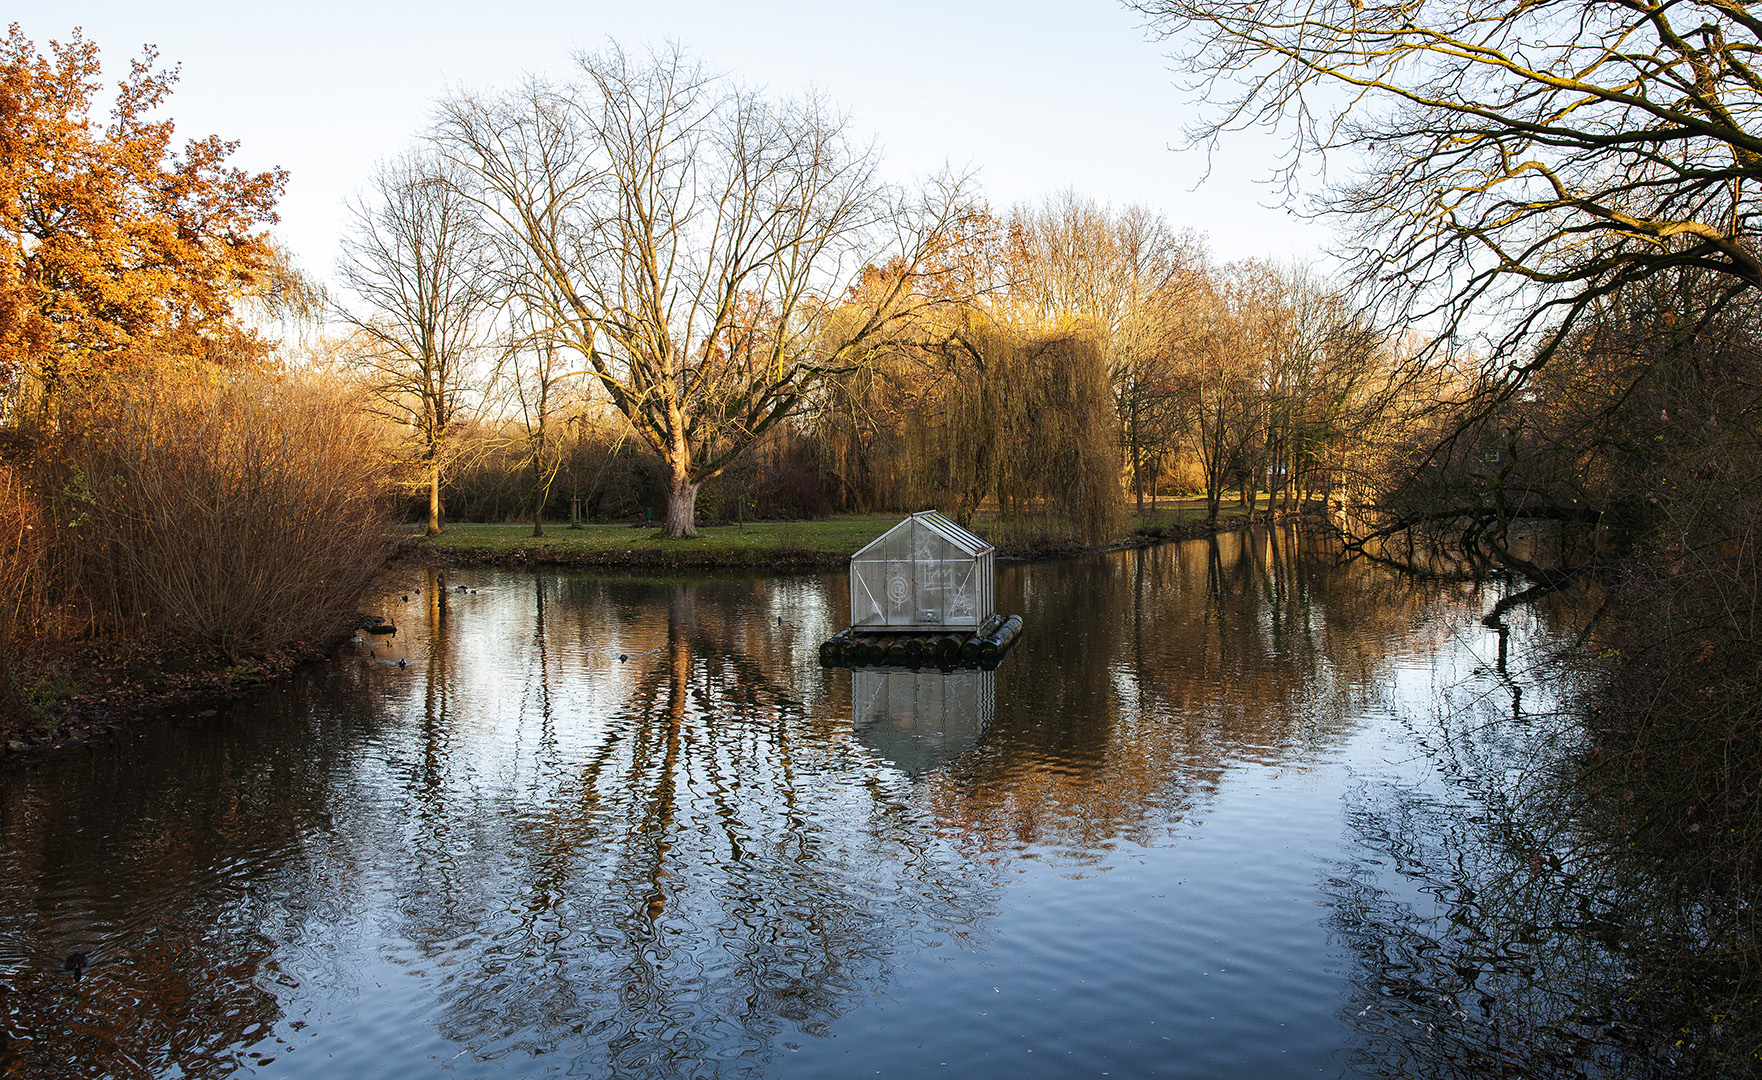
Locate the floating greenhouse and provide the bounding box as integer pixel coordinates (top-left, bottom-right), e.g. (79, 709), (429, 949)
(820, 511), (1022, 670)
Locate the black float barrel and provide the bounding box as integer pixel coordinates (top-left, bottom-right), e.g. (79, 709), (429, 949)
(977, 615), (1024, 661)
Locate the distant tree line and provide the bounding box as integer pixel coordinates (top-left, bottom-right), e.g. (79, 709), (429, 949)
(337, 98), (1414, 545)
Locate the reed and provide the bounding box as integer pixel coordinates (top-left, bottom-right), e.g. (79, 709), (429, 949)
(0, 464), (47, 730)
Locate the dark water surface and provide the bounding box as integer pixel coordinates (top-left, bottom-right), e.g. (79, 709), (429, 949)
(0, 530), (1600, 1078)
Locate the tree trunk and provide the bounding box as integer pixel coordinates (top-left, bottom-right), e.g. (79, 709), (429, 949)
(663, 475), (700, 538)
(427, 459), (443, 536)
(1131, 416), (1144, 515)
(532, 450), (546, 538)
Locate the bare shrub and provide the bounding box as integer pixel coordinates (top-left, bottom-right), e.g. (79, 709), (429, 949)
(60, 368), (394, 661)
(0, 464), (47, 642)
(0, 464), (47, 733)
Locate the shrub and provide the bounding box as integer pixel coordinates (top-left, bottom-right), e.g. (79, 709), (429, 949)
(57, 368), (394, 661)
(0, 464), (47, 732)
(0, 464), (47, 643)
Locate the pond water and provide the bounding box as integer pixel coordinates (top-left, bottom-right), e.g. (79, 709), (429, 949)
(1, 529), (1614, 1078)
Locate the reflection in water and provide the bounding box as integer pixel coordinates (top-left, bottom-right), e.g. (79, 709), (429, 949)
(350, 576), (998, 1079)
(852, 669), (995, 777)
(0, 529), (1636, 1078)
(1326, 591), (1730, 1080)
(0, 671), (390, 1078)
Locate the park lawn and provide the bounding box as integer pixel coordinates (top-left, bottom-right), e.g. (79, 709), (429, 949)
(1132, 494), (1282, 530)
(414, 498), (1289, 568)
(418, 517), (901, 567)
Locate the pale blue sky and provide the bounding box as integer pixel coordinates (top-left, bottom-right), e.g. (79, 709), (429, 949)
(38, 1), (1331, 282)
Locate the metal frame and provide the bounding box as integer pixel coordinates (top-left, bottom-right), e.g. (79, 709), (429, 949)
(850, 511), (995, 631)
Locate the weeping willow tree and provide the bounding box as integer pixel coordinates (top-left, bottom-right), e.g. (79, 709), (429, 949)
(902, 317), (1123, 547)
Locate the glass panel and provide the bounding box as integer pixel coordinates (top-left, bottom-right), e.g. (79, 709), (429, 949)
(851, 559), (887, 626)
(850, 516), (995, 628)
(884, 559), (913, 623)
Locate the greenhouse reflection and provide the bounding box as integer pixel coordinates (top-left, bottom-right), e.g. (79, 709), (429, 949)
(851, 668), (995, 777)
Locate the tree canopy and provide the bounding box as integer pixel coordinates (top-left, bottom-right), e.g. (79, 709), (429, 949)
(0, 23), (286, 413)
(435, 43), (974, 537)
(1132, 0), (1762, 370)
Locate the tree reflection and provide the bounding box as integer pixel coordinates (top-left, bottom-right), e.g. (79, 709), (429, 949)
(1322, 592), (1735, 1079)
(928, 526), (1468, 859)
(0, 533), (1557, 1078)
(364, 576), (998, 1078)
(0, 670), (391, 1078)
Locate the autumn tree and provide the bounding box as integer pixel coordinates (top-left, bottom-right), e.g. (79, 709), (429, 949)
(435, 43), (974, 538)
(859, 309), (1119, 545)
(0, 24), (285, 416)
(1007, 193), (1204, 511)
(336, 150), (492, 535)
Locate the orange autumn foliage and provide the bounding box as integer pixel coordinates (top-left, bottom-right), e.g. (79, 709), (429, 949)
(0, 23), (286, 407)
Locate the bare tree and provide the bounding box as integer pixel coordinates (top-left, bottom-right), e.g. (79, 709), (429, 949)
(1175, 267), (1273, 523)
(1008, 193), (1205, 511)
(336, 151), (492, 535)
(1236, 262), (1364, 512)
(1133, 0), (1762, 377)
(435, 42), (973, 537)
(493, 303), (583, 537)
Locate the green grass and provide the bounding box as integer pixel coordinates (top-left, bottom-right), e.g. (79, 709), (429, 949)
(412, 497), (1300, 568)
(417, 516), (900, 566)
(1132, 494), (1285, 530)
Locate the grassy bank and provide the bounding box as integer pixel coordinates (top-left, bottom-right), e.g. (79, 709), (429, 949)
(417, 498), (1281, 569)
(420, 518), (898, 569)
(1, 625), (369, 763)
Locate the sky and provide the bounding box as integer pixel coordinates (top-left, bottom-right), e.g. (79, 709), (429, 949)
(37, 0), (1335, 286)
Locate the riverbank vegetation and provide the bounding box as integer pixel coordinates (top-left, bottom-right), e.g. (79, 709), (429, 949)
(0, 27), (394, 738)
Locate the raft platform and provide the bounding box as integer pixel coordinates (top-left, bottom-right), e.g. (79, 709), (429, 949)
(819, 614), (1024, 671)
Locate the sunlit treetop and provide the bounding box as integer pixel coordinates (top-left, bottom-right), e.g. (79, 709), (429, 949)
(0, 22), (287, 407)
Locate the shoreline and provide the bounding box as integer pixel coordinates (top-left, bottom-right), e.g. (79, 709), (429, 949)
(419, 510), (1271, 571)
(2, 510), (1287, 766)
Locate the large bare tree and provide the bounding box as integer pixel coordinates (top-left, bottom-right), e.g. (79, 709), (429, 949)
(336, 151), (493, 536)
(1133, 0), (1762, 377)
(435, 43), (972, 537)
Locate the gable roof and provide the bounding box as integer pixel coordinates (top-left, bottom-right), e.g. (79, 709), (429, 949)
(851, 510), (992, 561)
